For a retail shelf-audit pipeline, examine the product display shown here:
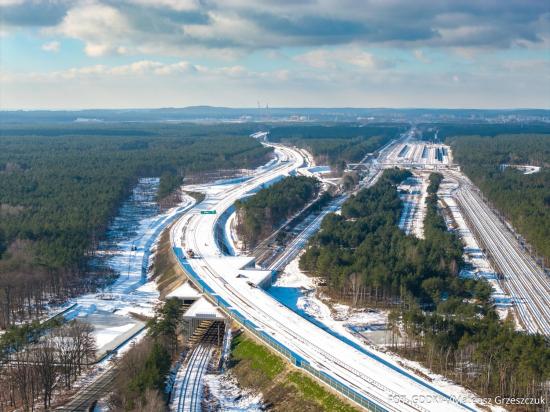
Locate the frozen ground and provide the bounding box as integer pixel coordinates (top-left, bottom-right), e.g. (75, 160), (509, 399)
(53, 178), (194, 356)
(438, 178), (513, 323)
(270, 255), (506, 412)
(203, 374), (264, 412)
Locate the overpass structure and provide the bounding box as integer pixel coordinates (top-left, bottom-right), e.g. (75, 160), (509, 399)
(169, 143), (477, 412)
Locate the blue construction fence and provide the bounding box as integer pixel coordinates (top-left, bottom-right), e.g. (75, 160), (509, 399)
(172, 246), (388, 412)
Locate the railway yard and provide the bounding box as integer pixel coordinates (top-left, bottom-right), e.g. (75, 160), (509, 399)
(385, 135), (549, 335)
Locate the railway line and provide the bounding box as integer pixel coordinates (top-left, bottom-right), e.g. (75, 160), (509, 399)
(268, 194), (347, 271)
(171, 138), (476, 411)
(453, 181), (550, 335)
(186, 221), (411, 412)
(56, 367), (117, 412)
(171, 322), (222, 412)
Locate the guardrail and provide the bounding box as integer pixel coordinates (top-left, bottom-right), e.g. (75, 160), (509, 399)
(172, 246), (388, 412)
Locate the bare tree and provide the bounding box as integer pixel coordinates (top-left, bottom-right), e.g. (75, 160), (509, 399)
(136, 388), (167, 412)
(34, 338), (58, 409)
(9, 349), (37, 412)
(53, 320), (97, 389)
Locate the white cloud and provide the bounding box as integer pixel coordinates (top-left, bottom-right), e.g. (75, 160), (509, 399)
(294, 48), (384, 71)
(184, 11), (268, 48)
(12, 60), (211, 81)
(127, 0), (199, 11)
(2, 55), (549, 109)
(84, 43), (112, 57)
(41, 40), (60, 52)
(294, 49), (335, 69)
(0, 0), (23, 5)
(51, 3), (131, 57)
(153, 61), (194, 75)
(348, 52), (376, 69)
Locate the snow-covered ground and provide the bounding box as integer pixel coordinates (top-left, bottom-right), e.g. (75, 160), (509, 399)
(398, 173), (428, 239)
(269, 255), (505, 412)
(500, 164), (541, 174)
(269, 255), (390, 348)
(438, 178), (513, 323)
(50, 178), (194, 357)
(224, 210), (243, 256)
(202, 318), (265, 411)
(203, 374), (264, 411)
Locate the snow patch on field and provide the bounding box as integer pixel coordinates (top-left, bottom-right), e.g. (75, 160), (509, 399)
(94, 323), (136, 348)
(204, 374), (264, 411)
(269, 254), (389, 347)
(225, 210), (244, 255)
(398, 173), (428, 239)
(48, 178), (194, 354)
(270, 254), (506, 411)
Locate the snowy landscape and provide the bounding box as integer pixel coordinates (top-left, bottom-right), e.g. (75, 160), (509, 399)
(56, 178), (194, 358)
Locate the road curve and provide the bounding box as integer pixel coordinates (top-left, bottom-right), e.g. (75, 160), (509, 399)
(171, 143), (477, 412)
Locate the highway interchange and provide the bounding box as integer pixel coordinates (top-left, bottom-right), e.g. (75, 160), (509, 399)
(166, 129), (549, 412)
(170, 139), (477, 412)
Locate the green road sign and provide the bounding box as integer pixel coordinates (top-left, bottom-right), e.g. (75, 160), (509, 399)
(200, 210), (217, 215)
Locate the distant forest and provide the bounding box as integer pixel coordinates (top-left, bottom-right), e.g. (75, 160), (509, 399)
(448, 133), (550, 263)
(268, 124), (405, 171)
(0, 123), (272, 327)
(419, 122), (550, 141)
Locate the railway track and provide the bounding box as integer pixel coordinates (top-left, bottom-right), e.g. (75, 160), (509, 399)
(56, 368), (117, 412)
(178, 143), (470, 412)
(172, 322), (223, 412)
(268, 194), (347, 271)
(454, 182), (550, 335)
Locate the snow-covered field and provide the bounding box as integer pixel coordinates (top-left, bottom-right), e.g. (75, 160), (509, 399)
(52, 178), (194, 356)
(438, 177), (513, 322)
(398, 173), (429, 239)
(269, 255), (505, 412)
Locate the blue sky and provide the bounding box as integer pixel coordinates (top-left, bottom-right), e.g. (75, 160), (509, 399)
(1, 0), (549, 109)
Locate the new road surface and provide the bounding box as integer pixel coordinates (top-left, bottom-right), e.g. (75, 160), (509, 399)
(170, 141), (477, 412)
